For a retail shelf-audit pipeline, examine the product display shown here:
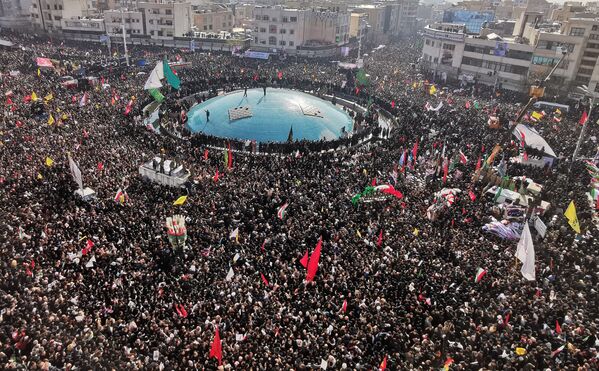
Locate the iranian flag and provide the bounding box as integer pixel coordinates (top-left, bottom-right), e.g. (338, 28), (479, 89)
(474, 268), (487, 283)
(277, 202), (289, 220)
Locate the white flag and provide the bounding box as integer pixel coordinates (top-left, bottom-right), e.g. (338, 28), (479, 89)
(229, 227), (239, 240)
(68, 155), (83, 190)
(85, 255), (96, 268)
(516, 222), (535, 280)
(226, 267), (234, 281)
(320, 359), (328, 370)
(144, 61), (164, 90)
(233, 253), (240, 263)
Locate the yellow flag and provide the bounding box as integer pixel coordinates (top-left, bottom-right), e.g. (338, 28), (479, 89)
(173, 195), (188, 206)
(31, 92), (38, 101)
(413, 228), (419, 236)
(356, 229), (362, 238)
(555, 108), (562, 115)
(515, 347), (527, 356)
(47, 114), (55, 125)
(45, 157), (54, 167)
(429, 85), (437, 95)
(61, 113), (68, 121)
(564, 201), (581, 233)
(531, 111), (543, 120)
(37, 68), (40, 77)
(412, 82), (417, 89)
(37, 173), (43, 180)
(44, 93), (53, 102)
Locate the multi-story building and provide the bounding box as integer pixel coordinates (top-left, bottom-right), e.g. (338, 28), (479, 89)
(193, 4), (234, 33)
(104, 9), (145, 37)
(350, 4), (386, 43)
(422, 16), (599, 94)
(0, 0), (32, 29)
(349, 12), (367, 38)
(137, 0), (192, 39)
(396, 0), (418, 36)
(251, 5), (348, 56)
(30, 0), (89, 32)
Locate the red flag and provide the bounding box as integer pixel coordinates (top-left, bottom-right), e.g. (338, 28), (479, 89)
(379, 355), (387, 370)
(260, 272), (269, 286)
(97, 162), (104, 171)
(411, 140), (419, 166)
(555, 320), (562, 334)
(355, 87), (360, 95)
(442, 158), (449, 184)
(523, 151), (529, 161)
(227, 142), (233, 169)
(376, 229), (383, 247)
(71, 95), (77, 104)
(209, 327), (222, 365)
(475, 155), (482, 171)
(260, 239), (266, 252)
(342, 299), (348, 313)
(465, 101), (471, 109)
(371, 178), (376, 186)
(579, 110), (588, 125)
(380, 185), (403, 199)
(391, 100), (395, 109)
(124, 99), (134, 115)
(82, 239), (94, 255)
(277, 71), (283, 79)
(179, 304), (188, 318)
(203, 149), (209, 160)
(253, 74), (258, 81)
(100, 76), (105, 85)
(306, 237), (322, 282)
(300, 250), (309, 268)
(213, 169), (220, 182)
(6, 97), (13, 105)
(503, 312), (510, 326)
(535, 288), (542, 298)
(459, 150), (468, 164)
(15, 120), (23, 128)
(468, 190), (476, 201)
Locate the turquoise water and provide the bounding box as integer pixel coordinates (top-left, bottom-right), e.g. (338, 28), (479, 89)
(187, 88), (353, 142)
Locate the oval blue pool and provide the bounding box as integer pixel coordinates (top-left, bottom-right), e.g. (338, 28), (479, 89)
(187, 88), (353, 142)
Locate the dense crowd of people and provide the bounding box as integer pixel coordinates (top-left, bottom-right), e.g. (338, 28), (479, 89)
(1, 31), (598, 370)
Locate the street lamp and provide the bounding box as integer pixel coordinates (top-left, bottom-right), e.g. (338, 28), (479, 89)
(570, 84), (598, 169)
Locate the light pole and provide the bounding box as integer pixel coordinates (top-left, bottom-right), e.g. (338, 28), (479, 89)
(121, 8), (130, 67)
(571, 84), (598, 169)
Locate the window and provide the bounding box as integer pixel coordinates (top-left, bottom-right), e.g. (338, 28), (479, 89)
(269, 25), (277, 33)
(165, 9), (171, 15)
(53, 4), (57, 9)
(578, 68), (593, 76)
(263, 15), (269, 21)
(575, 75), (588, 83)
(289, 41), (294, 46)
(442, 43), (455, 51)
(290, 16), (297, 22)
(157, 31), (163, 36)
(259, 27), (266, 33)
(203, 25), (207, 30)
(268, 36), (276, 45)
(260, 40), (266, 45)
(254, 36), (258, 43)
(570, 27), (585, 37)
(531, 56), (569, 69)
(255, 15), (260, 20)
(280, 28), (286, 34)
(209, 25), (212, 30)
(54, 15), (61, 20)
(536, 40), (575, 52)
(279, 40), (286, 46)
(464, 44), (488, 54)
(58, 5), (62, 9)
(282, 16), (288, 22)
(593, 25), (598, 31)
(222, 23), (226, 27)
(580, 59), (596, 66)
(272, 18), (277, 22)
(425, 39), (430, 45)
(590, 33), (599, 40)
(289, 29), (294, 35)
(583, 51), (599, 58)
(587, 42), (599, 49)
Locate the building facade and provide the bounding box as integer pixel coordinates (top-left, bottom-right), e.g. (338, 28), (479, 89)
(193, 4), (234, 33)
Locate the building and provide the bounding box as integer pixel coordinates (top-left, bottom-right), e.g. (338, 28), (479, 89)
(0, 0), (32, 29)
(442, 9), (495, 34)
(137, 0), (193, 39)
(396, 0), (418, 36)
(193, 4), (234, 33)
(349, 12), (367, 38)
(350, 5), (386, 43)
(422, 16), (599, 94)
(251, 5), (349, 57)
(30, 0), (90, 32)
(104, 9), (145, 37)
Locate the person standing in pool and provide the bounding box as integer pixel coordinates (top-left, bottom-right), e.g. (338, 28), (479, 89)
(244, 86), (248, 97)
(205, 109), (210, 122)
(263, 85), (267, 96)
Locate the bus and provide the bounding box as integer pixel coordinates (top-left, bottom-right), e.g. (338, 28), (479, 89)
(532, 101), (570, 113)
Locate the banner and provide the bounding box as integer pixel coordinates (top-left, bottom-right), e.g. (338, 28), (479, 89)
(69, 155), (83, 190)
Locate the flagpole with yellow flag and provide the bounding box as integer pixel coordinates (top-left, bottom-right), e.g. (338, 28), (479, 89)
(173, 195), (188, 206)
(564, 201), (581, 233)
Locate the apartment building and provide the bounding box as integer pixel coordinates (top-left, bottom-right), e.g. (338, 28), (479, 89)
(350, 4), (386, 43)
(0, 0), (31, 29)
(193, 4), (234, 33)
(252, 6), (307, 51)
(30, 0), (90, 32)
(422, 16), (599, 94)
(104, 9), (144, 37)
(137, 0), (192, 39)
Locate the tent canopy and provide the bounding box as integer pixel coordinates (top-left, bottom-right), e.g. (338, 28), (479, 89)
(513, 124), (557, 158)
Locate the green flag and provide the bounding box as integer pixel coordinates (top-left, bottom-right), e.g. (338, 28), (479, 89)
(163, 57), (180, 90)
(149, 88), (165, 102)
(356, 69), (369, 86)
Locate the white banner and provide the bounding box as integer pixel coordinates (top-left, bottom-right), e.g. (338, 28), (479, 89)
(69, 155), (83, 190)
(533, 216), (547, 238)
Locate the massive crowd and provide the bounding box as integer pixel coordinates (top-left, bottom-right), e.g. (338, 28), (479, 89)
(1, 31), (598, 370)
